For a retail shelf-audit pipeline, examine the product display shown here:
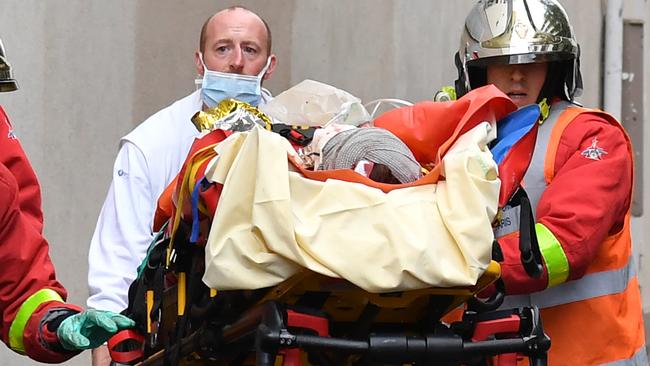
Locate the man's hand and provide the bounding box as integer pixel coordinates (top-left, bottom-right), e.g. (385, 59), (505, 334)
(56, 309), (134, 351)
(92, 344), (113, 366)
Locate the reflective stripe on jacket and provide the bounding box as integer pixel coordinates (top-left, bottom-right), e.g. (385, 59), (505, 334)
(495, 102), (646, 365)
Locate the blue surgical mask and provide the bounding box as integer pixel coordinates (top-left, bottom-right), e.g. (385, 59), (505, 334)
(199, 53), (271, 108)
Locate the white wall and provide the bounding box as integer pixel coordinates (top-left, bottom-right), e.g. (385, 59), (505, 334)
(0, 1), (645, 365)
(623, 0), (650, 333)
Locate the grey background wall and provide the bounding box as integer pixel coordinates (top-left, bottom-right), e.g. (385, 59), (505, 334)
(0, 1), (647, 365)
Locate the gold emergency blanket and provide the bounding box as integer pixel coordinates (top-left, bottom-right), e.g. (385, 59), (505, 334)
(202, 123), (499, 292)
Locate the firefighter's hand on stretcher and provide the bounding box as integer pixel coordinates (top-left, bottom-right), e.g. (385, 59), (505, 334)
(56, 309), (135, 351)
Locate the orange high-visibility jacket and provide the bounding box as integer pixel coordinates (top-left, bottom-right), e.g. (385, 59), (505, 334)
(495, 101), (646, 366)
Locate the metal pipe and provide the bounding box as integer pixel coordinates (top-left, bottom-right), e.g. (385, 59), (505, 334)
(603, 0), (624, 119)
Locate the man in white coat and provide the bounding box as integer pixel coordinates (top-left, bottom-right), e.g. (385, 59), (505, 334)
(87, 6), (277, 365)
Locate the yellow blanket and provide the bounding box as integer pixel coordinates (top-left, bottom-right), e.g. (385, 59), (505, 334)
(203, 123), (499, 292)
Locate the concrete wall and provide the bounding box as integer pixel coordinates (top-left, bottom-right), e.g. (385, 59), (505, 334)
(623, 0), (650, 346)
(0, 1), (646, 365)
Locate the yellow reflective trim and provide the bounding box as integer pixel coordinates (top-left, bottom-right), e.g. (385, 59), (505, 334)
(538, 98), (550, 123)
(434, 86), (457, 102)
(441, 86), (457, 101)
(8, 289), (64, 353)
(536, 223), (570, 287)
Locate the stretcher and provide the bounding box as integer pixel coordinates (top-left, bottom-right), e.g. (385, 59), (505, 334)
(108, 85), (548, 366)
(110, 244), (549, 366)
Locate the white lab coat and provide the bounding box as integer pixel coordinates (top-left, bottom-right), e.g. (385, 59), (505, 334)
(87, 89), (272, 312)
(87, 90), (202, 312)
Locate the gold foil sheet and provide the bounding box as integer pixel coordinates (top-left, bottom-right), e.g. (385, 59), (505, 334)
(191, 99), (272, 133)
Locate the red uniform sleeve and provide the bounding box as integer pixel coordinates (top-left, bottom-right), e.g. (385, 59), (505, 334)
(0, 109), (81, 362)
(498, 113), (632, 294)
(0, 107), (43, 232)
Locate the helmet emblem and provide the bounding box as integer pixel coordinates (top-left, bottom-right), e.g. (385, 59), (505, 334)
(514, 21), (529, 39)
(581, 137), (608, 161)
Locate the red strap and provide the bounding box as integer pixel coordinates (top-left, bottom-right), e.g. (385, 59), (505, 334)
(107, 329), (145, 364)
(497, 123), (539, 207)
(278, 348), (302, 366)
(471, 314), (520, 342)
(286, 310), (329, 337)
(472, 314), (522, 366)
(494, 352), (520, 366)
(277, 310), (331, 366)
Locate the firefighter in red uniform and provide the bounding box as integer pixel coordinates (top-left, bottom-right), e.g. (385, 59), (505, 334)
(0, 39), (133, 363)
(454, 1), (645, 365)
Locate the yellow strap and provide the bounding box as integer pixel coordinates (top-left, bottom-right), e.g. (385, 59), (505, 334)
(146, 290), (154, 334)
(167, 144), (219, 264)
(175, 149), (214, 235)
(8, 289), (64, 354)
(187, 152), (215, 217)
(177, 273), (187, 316)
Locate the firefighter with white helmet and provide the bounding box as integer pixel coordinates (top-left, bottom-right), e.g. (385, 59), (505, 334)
(454, 1), (646, 364)
(455, 0), (583, 103)
(0, 38), (134, 363)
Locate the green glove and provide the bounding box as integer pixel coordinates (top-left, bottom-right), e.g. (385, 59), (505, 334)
(56, 309), (135, 351)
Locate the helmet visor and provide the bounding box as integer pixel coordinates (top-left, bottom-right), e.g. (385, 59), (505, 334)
(0, 40), (18, 92)
(0, 80), (18, 93)
(467, 51), (575, 68)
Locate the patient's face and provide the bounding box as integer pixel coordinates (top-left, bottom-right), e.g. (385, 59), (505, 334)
(369, 164), (401, 184)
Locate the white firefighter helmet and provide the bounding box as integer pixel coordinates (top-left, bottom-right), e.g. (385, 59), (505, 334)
(0, 38), (18, 92)
(455, 0), (583, 101)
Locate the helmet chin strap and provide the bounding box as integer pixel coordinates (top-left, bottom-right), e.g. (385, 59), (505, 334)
(571, 51), (584, 98)
(536, 60), (576, 104)
(453, 52), (470, 98)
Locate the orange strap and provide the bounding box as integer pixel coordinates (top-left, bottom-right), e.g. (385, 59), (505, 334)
(153, 182), (175, 232)
(543, 107), (624, 184)
(167, 144), (219, 264)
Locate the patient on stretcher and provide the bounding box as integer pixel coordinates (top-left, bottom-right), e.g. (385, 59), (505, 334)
(315, 126), (422, 184)
(191, 80), (424, 184)
(109, 81), (554, 366)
